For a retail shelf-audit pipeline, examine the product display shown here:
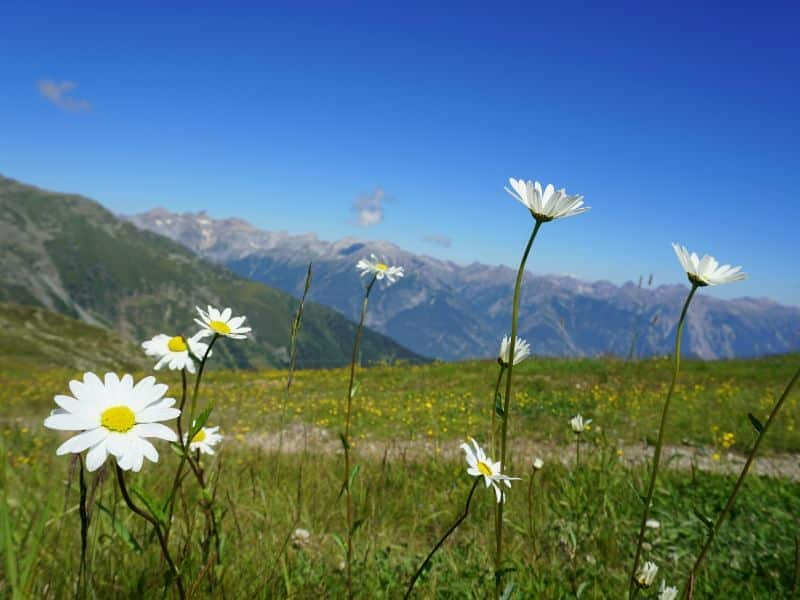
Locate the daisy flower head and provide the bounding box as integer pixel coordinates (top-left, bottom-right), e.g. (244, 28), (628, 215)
(532, 457), (544, 470)
(142, 332), (210, 373)
(43, 372), (180, 472)
(570, 414), (591, 433)
(635, 561), (659, 589)
(672, 243), (746, 287)
(498, 335), (531, 366)
(195, 305), (251, 339)
(460, 437), (520, 503)
(658, 581), (678, 600)
(505, 178), (589, 222)
(355, 254), (404, 286)
(184, 425), (222, 455)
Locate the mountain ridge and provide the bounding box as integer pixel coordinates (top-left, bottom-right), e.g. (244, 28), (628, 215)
(0, 175), (424, 369)
(127, 208), (800, 361)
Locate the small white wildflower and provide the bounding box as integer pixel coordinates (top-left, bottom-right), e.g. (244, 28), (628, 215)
(635, 561), (658, 588)
(355, 253), (404, 285)
(505, 178), (589, 222)
(532, 457), (544, 470)
(195, 305), (251, 339)
(184, 425), (222, 455)
(498, 335), (531, 366)
(460, 438), (520, 503)
(672, 243), (746, 287)
(570, 414), (591, 434)
(659, 580), (678, 600)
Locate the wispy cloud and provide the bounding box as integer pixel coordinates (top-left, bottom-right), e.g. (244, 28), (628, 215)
(351, 187), (386, 227)
(37, 80), (91, 112)
(423, 233), (452, 248)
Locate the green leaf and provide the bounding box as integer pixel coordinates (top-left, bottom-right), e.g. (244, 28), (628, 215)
(348, 465), (360, 490)
(98, 503), (142, 553)
(349, 381), (360, 399)
(131, 485), (168, 528)
(501, 582), (516, 600)
(190, 405), (214, 439)
(495, 392), (505, 419)
(331, 533), (346, 556)
(748, 413), (764, 434)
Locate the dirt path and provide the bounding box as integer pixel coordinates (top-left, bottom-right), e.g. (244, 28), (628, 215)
(240, 424), (800, 481)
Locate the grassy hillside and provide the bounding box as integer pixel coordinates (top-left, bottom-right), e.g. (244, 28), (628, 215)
(0, 302), (148, 373)
(0, 175), (423, 369)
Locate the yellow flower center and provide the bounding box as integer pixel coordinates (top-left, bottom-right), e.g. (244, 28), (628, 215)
(375, 263), (388, 271)
(167, 336), (188, 352)
(191, 429), (206, 443)
(209, 320), (232, 334)
(477, 461), (493, 477)
(101, 406), (136, 433)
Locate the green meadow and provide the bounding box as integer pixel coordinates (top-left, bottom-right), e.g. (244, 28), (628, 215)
(3, 353), (799, 598)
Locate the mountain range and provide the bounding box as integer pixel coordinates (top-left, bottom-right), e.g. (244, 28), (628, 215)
(127, 208), (800, 361)
(0, 175), (422, 369)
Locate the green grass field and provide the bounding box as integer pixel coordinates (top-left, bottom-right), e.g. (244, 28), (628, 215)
(2, 354), (799, 598)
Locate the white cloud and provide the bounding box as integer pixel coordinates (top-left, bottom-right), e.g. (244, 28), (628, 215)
(351, 187), (386, 227)
(423, 233), (452, 248)
(37, 80), (91, 112)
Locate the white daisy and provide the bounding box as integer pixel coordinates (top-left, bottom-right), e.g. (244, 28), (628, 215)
(184, 425), (222, 455)
(658, 580), (678, 600)
(460, 438), (520, 503)
(43, 372), (180, 472)
(532, 457), (544, 470)
(635, 561), (659, 588)
(672, 243), (746, 287)
(355, 254), (404, 285)
(142, 332), (210, 373)
(570, 414), (591, 433)
(498, 335), (531, 366)
(505, 178), (589, 222)
(194, 305), (251, 339)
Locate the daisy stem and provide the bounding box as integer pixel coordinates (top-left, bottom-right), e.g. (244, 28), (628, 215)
(490, 365), (506, 457)
(115, 466), (185, 600)
(165, 337), (218, 540)
(404, 477), (481, 599)
(343, 274), (377, 599)
(495, 219), (542, 597)
(175, 369), (187, 445)
(628, 284), (697, 598)
(78, 455), (89, 599)
(680, 361), (800, 598)
(575, 435), (580, 467)
(526, 467), (539, 553)
(187, 334), (219, 440)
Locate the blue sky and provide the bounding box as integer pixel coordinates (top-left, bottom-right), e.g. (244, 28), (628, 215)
(1, 1), (798, 304)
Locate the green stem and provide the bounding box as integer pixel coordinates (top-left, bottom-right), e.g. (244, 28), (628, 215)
(187, 334), (219, 436)
(404, 477), (481, 599)
(629, 284), (698, 598)
(165, 338), (217, 538)
(78, 455), (89, 599)
(495, 220), (542, 597)
(681, 361), (800, 597)
(116, 466), (185, 600)
(490, 365), (506, 457)
(343, 274), (376, 599)
(575, 435), (580, 467)
(527, 468), (539, 553)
